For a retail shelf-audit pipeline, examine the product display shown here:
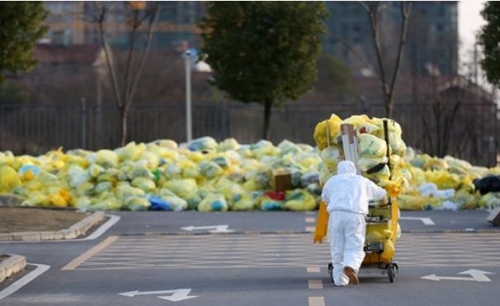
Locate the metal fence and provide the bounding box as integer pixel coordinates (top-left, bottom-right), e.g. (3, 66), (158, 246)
(0, 101), (498, 166)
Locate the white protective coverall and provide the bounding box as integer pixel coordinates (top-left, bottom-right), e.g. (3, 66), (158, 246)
(321, 160), (387, 286)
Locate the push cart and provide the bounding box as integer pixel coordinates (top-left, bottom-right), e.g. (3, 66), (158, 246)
(327, 198), (400, 283)
(322, 120), (400, 283)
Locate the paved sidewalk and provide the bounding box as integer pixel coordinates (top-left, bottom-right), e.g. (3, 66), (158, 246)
(0, 211), (106, 284)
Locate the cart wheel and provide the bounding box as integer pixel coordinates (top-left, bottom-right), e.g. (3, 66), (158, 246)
(328, 263), (334, 283)
(387, 266), (395, 283)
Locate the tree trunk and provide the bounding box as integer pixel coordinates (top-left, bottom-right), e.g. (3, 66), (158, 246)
(93, 1), (159, 148)
(385, 92), (393, 118)
(262, 99), (272, 140)
(120, 106), (129, 146)
(361, 1), (411, 119)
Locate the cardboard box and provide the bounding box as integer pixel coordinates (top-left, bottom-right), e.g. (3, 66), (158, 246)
(272, 169), (292, 192)
(486, 207), (500, 226)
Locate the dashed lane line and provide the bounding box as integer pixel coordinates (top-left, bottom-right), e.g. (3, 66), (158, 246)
(309, 296), (325, 306)
(305, 217), (316, 223)
(308, 279), (324, 289)
(307, 265), (325, 306)
(305, 216), (316, 233)
(307, 266), (321, 273)
(306, 216), (325, 306)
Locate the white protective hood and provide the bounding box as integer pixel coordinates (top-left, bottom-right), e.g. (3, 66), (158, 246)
(337, 160), (357, 175)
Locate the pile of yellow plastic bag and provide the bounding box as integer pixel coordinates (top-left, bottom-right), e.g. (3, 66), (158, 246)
(405, 153), (500, 210)
(0, 138), (325, 211)
(2, 118), (500, 212)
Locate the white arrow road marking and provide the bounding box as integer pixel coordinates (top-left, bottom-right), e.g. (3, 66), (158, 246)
(400, 216), (435, 226)
(181, 225), (234, 233)
(421, 269), (494, 282)
(159, 289), (198, 302)
(119, 289), (198, 301)
(0, 264), (50, 300)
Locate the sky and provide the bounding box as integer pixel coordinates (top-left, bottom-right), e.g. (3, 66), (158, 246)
(458, 0), (487, 54)
(457, 0), (490, 86)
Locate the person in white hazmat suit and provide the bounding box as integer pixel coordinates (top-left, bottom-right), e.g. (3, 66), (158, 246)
(321, 160), (387, 286)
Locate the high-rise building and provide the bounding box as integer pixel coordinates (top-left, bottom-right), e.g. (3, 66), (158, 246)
(42, 1), (458, 77)
(42, 1), (206, 50)
(323, 1), (459, 77)
(43, 1), (85, 45)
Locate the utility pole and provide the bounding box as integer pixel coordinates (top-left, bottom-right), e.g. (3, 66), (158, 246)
(185, 50), (192, 143)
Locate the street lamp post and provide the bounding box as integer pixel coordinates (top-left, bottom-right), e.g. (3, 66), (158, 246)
(185, 50), (192, 143)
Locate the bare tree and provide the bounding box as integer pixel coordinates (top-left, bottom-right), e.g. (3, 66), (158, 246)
(418, 76), (463, 157)
(359, 1), (412, 118)
(91, 1), (159, 146)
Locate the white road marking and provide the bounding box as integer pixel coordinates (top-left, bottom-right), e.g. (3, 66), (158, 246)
(305, 217), (316, 223)
(400, 216), (435, 226)
(421, 269), (494, 282)
(305, 226), (315, 232)
(119, 288), (198, 301)
(309, 296), (325, 306)
(81, 214), (120, 240)
(308, 279), (323, 289)
(181, 225), (234, 233)
(0, 264), (50, 300)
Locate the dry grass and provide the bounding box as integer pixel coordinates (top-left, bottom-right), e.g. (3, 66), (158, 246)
(0, 207), (91, 233)
(0, 207), (93, 267)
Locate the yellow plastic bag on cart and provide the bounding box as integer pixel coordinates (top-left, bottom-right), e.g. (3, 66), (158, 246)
(313, 114), (343, 150)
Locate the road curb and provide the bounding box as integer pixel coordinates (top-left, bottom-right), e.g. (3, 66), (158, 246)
(0, 211), (106, 242)
(0, 212), (107, 284)
(0, 254), (26, 284)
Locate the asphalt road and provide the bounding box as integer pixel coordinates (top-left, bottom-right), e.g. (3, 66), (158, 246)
(0, 209), (499, 306)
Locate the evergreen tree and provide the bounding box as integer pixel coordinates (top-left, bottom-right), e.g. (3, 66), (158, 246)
(478, 1), (500, 86)
(200, 2), (328, 139)
(0, 2), (48, 83)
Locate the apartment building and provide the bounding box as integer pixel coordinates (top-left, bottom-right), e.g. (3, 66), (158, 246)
(323, 1), (459, 77)
(43, 1), (205, 50)
(42, 1), (459, 77)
